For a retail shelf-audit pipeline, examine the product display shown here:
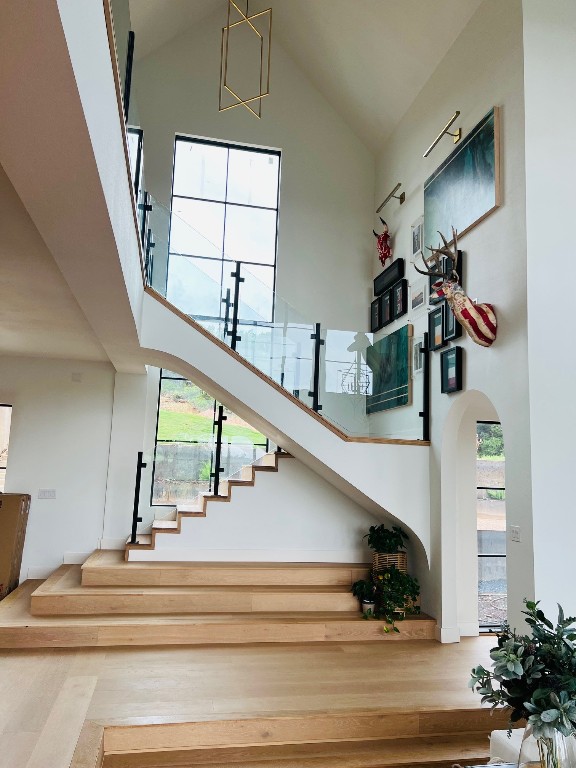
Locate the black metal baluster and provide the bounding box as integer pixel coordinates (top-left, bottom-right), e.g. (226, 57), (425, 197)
(211, 406), (227, 496)
(145, 227), (155, 286)
(138, 190), (152, 248)
(227, 262), (244, 351)
(123, 31), (135, 123)
(308, 323), (324, 412)
(222, 288), (232, 344)
(420, 332), (430, 442)
(130, 451), (147, 544)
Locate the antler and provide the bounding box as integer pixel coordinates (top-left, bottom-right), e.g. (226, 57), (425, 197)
(413, 227), (459, 278)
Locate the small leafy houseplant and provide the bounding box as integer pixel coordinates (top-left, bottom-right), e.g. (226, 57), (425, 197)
(364, 524), (409, 553)
(351, 566), (420, 633)
(469, 601), (576, 767)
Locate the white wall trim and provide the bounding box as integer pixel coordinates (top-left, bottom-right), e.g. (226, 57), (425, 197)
(435, 625), (461, 644)
(459, 621), (480, 637)
(63, 551), (93, 564)
(98, 537), (127, 550)
(26, 566), (53, 579)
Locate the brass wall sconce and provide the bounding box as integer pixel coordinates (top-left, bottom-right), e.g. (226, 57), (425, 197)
(376, 183), (405, 213)
(423, 111), (462, 157)
(219, 0), (272, 119)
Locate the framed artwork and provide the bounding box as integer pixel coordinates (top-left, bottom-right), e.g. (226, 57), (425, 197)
(392, 279), (408, 320)
(374, 258), (405, 296)
(365, 324), (413, 414)
(411, 217), (423, 258)
(428, 306), (445, 351)
(412, 336), (425, 376)
(441, 346), (463, 394)
(380, 291), (393, 327)
(370, 298), (382, 333)
(443, 302), (463, 341)
(424, 107), (501, 252)
(410, 278), (428, 315)
(429, 249), (464, 305)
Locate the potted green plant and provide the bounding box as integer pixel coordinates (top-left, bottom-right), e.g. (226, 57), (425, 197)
(351, 579), (376, 615)
(351, 567), (420, 632)
(469, 601), (576, 768)
(364, 524), (409, 573)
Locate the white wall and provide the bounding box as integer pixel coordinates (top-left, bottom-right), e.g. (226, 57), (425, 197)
(524, 0), (576, 620)
(131, 7), (375, 330)
(0, 357), (115, 578)
(130, 456), (379, 562)
(373, 0), (532, 635)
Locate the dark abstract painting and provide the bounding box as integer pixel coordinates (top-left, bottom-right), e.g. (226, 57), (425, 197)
(424, 107), (501, 252)
(366, 325), (413, 414)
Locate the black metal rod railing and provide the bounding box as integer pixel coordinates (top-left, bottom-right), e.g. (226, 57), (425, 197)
(420, 331), (430, 442)
(211, 406), (227, 496)
(308, 323), (324, 412)
(138, 190), (152, 248)
(123, 31), (135, 123)
(130, 451), (147, 544)
(228, 262), (244, 351)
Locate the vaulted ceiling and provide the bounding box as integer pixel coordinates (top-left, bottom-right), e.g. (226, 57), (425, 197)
(129, 0), (484, 150)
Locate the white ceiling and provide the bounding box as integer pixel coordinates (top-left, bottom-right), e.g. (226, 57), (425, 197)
(129, 0), (484, 150)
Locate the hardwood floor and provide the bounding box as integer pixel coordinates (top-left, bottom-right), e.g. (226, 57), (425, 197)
(0, 636), (504, 768)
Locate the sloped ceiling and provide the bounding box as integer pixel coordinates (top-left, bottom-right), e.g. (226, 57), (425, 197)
(129, 0), (484, 150)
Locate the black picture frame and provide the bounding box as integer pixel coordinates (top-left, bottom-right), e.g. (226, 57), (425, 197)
(374, 258), (405, 297)
(428, 306), (445, 351)
(443, 302), (463, 341)
(392, 279), (408, 320)
(441, 346), (463, 394)
(370, 298), (382, 332)
(429, 249), (464, 304)
(380, 290), (393, 327)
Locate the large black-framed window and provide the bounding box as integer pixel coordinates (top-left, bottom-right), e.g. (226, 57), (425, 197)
(166, 136), (281, 324)
(476, 420), (506, 630)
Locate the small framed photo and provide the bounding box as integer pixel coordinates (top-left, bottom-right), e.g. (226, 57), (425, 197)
(410, 277), (428, 315)
(441, 346), (463, 394)
(411, 217), (424, 258)
(412, 335), (425, 376)
(380, 290), (393, 327)
(443, 303), (463, 341)
(370, 297), (382, 332)
(392, 279), (408, 320)
(428, 306), (445, 351)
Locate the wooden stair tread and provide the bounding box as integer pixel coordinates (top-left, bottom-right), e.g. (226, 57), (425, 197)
(84, 551), (370, 569)
(0, 581), (435, 647)
(115, 734), (491, 768)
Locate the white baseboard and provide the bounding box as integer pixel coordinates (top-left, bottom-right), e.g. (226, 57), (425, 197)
(63, 551), (93, 564)
(98, 538), (127, 550)
(459, 621), (480, 636)
(435, 625), (461, 643)
(27, 566), (52, 579)
(128, 547), (368, 563)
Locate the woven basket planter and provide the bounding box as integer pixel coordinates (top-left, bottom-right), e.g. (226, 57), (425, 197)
(372, 552), (407, 574)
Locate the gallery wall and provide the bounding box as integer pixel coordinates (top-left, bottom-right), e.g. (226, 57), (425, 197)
(130, 7), (375, 331)
(371, 0), (532, 636)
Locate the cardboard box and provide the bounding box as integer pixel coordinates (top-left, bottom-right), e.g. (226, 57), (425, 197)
(0, 494), (30, 600)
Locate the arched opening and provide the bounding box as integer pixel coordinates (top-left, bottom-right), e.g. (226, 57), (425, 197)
(440, 390), (502, 640)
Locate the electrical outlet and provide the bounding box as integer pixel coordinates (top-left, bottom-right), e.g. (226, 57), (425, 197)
(38, 489), (56, 499)
(510, 525), (521, 542)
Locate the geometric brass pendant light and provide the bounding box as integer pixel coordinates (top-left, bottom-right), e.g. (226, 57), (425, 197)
(219, 0), (272, 119)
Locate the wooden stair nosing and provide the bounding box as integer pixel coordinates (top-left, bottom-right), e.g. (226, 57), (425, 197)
(100, 733), (492, 768)
(102, 707), (509, 755)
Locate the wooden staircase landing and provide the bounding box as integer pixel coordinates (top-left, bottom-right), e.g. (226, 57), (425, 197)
(0, 555), (436, 648)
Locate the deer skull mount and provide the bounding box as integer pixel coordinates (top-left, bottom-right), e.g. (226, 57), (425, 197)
(414, 227), (497, 348)
(373, 218), (393, 267)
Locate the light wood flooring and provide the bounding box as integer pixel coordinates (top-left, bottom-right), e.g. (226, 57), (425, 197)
(0, 635), (505, 768)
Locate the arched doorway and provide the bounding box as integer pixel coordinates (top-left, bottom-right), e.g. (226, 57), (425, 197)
(440, 390), (502, 639)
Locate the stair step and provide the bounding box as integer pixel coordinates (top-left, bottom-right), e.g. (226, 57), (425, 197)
(102, 733), (493, 768)
(0, 580), (436, 648)
(31, 565), (362, 615)
(151, 520), (178, 530)
(82, 551), (370, 587)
